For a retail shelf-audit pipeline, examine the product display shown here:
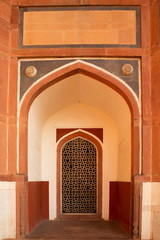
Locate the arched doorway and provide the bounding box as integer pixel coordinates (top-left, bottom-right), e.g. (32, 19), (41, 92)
(56, 131), (102, 219)
(18, 60), (140, 238)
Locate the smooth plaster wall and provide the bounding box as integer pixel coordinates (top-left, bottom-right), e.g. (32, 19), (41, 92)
(0, 182), (16, 239)
(28, 73), (131, 220)
(28, 108), (44, 180)
(41, 103), (117, 220)
(117, 108), (131, 181)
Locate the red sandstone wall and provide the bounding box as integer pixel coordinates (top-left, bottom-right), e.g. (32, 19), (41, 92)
(28, 182), (49, 233)
(151, 57), (160, 177)
(109, 182), (132, 234)
(151, 0), (160, 179)
(0, 1), (11, 174)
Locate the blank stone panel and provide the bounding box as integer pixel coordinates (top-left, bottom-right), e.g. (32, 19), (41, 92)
(22, 8), (137, 46)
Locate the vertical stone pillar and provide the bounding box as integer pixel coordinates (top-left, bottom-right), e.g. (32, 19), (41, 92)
(0, 2), (19, 239)
(16, 176), (28, 239)
(133, 176), (142, 239)
(0, 1), (11, 174)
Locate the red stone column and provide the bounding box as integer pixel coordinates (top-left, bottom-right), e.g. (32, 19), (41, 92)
(151, 0), (160, 181)
(151, 56), (160, 179)
(141, 56), (152, 177)
(8, 57), (18, 174)
(0, 1), (11, 174)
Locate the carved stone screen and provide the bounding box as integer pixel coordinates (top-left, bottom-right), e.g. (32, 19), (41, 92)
(61, 137), (97, 214)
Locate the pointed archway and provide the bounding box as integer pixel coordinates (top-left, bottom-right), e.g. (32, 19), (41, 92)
(17, 60), (140, 238)
(56, 130), (102, 219)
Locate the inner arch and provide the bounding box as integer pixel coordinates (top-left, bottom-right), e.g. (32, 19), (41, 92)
(28, 73), (131, 222)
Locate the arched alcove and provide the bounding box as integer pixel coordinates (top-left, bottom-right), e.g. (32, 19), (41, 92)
(27, 72), (132, 227)
(18, 61), (140, 235)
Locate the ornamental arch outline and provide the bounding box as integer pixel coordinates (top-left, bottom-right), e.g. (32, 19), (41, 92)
(18, 60), (140, 175)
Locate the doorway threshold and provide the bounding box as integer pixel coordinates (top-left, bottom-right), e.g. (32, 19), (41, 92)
(26, 219), (132, 240)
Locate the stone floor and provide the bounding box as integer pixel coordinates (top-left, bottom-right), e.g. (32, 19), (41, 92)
(27, 220), (132, 240)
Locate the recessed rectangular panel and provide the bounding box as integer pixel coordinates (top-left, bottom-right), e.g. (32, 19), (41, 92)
(20, 7), (140, 48)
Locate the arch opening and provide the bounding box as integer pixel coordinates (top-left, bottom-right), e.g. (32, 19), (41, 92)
(56, 131), (102, 219)
(19, 62), (140, 236)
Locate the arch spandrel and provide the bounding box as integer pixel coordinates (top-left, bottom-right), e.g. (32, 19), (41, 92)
(20, 60), (140, 120)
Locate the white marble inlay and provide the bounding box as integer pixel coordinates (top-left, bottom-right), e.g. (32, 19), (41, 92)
(0, 182), (16, 239)
(141, 182), (152, 240)
(141, 182), (160, 240)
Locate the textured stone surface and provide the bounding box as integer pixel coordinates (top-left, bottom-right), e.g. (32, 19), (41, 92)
(27, 220), (131, 239)
(0, 0), (11, 174)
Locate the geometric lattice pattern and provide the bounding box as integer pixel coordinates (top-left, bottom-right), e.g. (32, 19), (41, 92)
(61, 137), (97, 214)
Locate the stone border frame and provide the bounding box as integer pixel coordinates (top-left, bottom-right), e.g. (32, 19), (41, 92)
(19, 6), (140, 49)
